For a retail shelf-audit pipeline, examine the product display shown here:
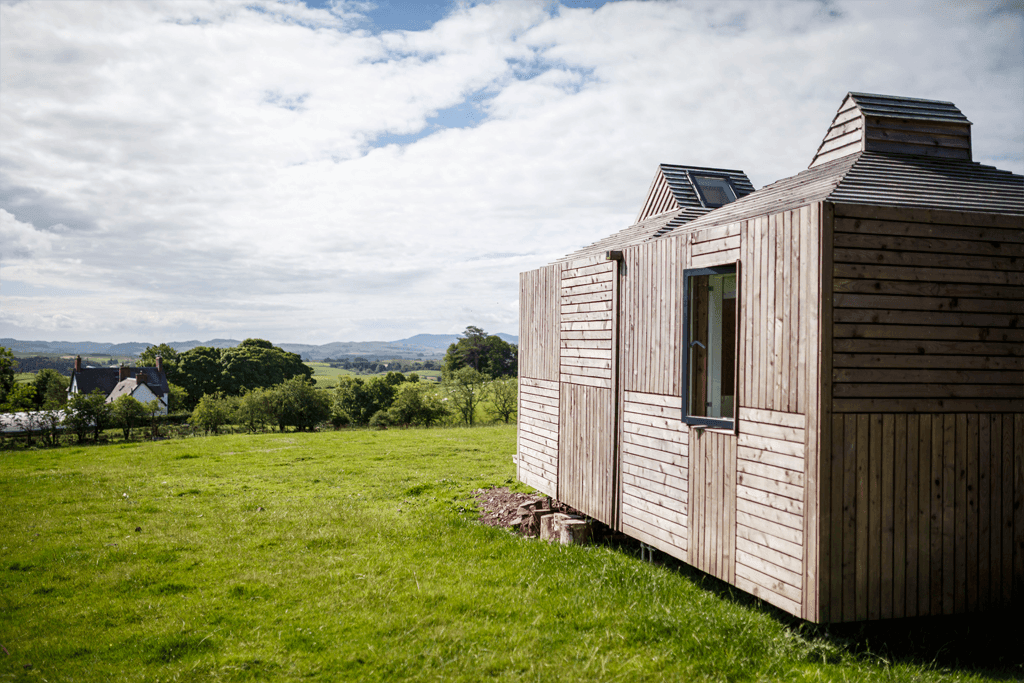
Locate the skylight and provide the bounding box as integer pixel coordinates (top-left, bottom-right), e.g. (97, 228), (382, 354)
(690, 174), (738, 208)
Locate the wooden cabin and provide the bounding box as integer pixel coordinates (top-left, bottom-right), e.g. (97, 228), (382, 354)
(515, 92), (1023, 623)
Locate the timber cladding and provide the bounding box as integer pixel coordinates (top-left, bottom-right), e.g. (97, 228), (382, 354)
(820, 413), (1022, 622)
(514, 92), (1022, 623)
(831, 203), (1023, 413)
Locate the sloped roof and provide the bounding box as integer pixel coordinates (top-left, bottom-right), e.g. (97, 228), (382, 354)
(71, 367), (169, 398)
(560, 165), (754, 261)
(668, 151), (1023, 236)
(107, 378), (168, 406)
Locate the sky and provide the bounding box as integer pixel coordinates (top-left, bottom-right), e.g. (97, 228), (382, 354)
(1, 0), (1021, 345)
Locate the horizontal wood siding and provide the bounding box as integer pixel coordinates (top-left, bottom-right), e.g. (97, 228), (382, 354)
(831, 205), (1024, 413)
(561, 258), (616, 389)
(689, 428), (738, 586)
(559, 382), (615, 525)
(519, 265), (560, 381)
(736, 407), (809, 616)
(517, 377), (559, 496)
(620, 390), (689, 558)
(620, 239), (683, 395)
(821, 412), (1023, 621)
(862, 115), (971, 161)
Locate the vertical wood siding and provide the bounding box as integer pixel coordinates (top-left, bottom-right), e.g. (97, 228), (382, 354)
(689, 429), (738, 586)
(517, 377), (559, 495)
(619, 239), (684, 396)
(519, 265), (561, 381)
(620, 390), (689, 557)
(819, 412), (1023, 621)
(831, 204), (1024, 413)
(559, 382), (615, 525)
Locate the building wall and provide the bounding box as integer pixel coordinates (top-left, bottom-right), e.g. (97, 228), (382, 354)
(818, 203), (1024, 621)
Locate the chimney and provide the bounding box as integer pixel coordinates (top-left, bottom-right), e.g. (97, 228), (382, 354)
(75, 356), (82, 372)
(119, 364), (130, 381)
(136, 370), (148, 385)
(155, 355), (163, 373)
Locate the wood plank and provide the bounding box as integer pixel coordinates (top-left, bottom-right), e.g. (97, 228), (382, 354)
(942, 414), (956, 614)
(893, 414), (907, 619)
(833, 263), (1023, 286)
(739, 407), (807, 429)
(833, 231), (1024, 258)
(833, 293), (1024, 315)
(881, 414), (895, 619)
(830, 203), (1024, 231)
(833, 308), (1020, 328)
(833, 338), (1022, 357)
(833, 324), (1024, 343)
(1000, 414), (1013, 605)
(736, 509), (803, 546)
(855, 413), (869, 620)
(737, 433), (804, 457)
(905, 414), (919, 618)
(834, 247), (1022, 273)
(917, 415), (931, 616)
(833, 356), (1023, 371)
(868, 413), (882, 620)
(736, 496), (803, 531)
(832, 215), (1024, 240)
(929, 414), (943, 615)
(977, 414), (991, 610)
(737, 444), (804, 473)
(737, 521), (803, 561)
(834, 398), (1023, 413)
(834, 384), (1022, 399)
(833, 278), (1024, 301)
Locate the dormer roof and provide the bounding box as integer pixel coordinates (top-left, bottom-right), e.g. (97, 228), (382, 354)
(560, 164), (753, 261)
(810, 92), (973, 168)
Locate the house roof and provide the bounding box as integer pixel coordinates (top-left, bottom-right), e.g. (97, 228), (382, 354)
(71, 367), (169, 398)
(667, 151), (1023, 236)
(549, 92), (1020, 266)
(560, 164), (754, 261)
(107, 378), (168, 406)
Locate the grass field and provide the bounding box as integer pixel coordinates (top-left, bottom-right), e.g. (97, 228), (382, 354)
(1, 427), (1018, 682)
(305, 362), (355, 388)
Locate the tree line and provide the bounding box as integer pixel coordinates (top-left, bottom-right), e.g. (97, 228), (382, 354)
(1, 327), (518, 445)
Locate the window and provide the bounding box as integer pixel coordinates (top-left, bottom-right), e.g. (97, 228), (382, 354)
(683, 265), (738, 429)
(690, 174), (737, 208)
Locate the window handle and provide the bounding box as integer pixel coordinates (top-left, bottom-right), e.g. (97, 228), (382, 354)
(690, 340), (706, 349)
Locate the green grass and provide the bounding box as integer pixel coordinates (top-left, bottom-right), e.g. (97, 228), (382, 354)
(0, 427), (1018, 682)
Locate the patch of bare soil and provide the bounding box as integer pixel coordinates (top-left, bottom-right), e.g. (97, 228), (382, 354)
(473, 487), (544, 529)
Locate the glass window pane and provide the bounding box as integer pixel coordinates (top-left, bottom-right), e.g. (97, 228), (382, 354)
(686, 266), (737, 422)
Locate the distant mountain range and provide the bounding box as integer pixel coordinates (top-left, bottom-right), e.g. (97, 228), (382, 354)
(1, 333), (519, 362)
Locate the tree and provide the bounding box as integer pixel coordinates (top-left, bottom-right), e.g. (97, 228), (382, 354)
(266, 377), (331, 432)
(333, 372), (413, 426)
(167, 383), (188, 413)
(444, 366), (487, 426)
(0, 346), (16, 405)
(219, 339), (312, 396)
(487, 377), (518, 424)
(0, 383), (36, 412)
(32, 369), (68, 409)
(64, 389), (112, 442)
(386, 382), (449, 427)
(110, 395), (151, 440)
(175, 346), (225, 409)
(442, 326), (517, 379)
(137, 343), (180, 382)
(191, 393), (235, 435)
(236, 387), (274, 433)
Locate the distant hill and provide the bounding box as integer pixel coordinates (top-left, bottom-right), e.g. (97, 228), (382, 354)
(2, 333), (519, 362)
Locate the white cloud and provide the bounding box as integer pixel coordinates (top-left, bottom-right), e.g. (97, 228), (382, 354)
(0, 0), (1020, 344)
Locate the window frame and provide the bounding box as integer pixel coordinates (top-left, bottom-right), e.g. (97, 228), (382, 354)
(681, 261), (741, 431)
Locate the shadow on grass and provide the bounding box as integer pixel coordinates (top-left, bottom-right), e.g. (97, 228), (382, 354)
(587, 526), (1022, 680)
